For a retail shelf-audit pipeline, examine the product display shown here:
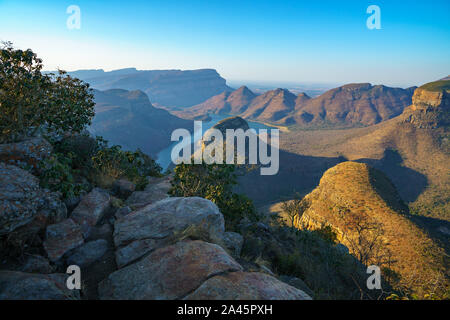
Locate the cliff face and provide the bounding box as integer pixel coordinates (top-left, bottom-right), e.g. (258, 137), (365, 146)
(403, 81), (450, 128)
(91, 89), (192, 156)
(63, 68), (232, 108)
(412, 88), (449, 108)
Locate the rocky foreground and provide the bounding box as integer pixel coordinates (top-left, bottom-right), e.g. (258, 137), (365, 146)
(0, 151), (311, 300)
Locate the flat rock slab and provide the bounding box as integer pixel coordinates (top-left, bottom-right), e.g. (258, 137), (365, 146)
(66, 239), (109, 268)
(144, 175), (172, 193)
(125, 190), (168, 210)
(115, 238), (170, 268)
(99, 240), (242, 300)
(114, 197), (225, 248)
(44, 219), (84, 262)
(185, 272), (312, 300)
(0, 271), (79, 300)
(71, 188), (111, 237)
(125, 176), (172, 209)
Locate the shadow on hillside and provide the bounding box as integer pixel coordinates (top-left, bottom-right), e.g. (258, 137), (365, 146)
(236, 149), (346, 206)
(356, 149), (428, 203)
(236, 148), (428, 209)
(407, 215), (450, 255)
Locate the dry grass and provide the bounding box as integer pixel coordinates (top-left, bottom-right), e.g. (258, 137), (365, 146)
(285, 162), (448, 298)
(281, 114), (450, 222)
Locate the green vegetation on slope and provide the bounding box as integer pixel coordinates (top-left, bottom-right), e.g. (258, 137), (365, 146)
(0, 42), (162, 199)
(419, 80), (450, 92)
(295, 162), (448, 299)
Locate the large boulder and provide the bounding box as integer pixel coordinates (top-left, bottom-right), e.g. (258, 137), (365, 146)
(70, 188), (111, 237)
(66, 239), (109, 268)
(0, 163), (67, 236)
(43, 219), (84, 262)
(0, 271), (79, 300)
(0, 137), (52, 168)
(115, 197), (224, 246)
(113, 197), (225, 266)
(99, 240), (242, 300)
(185, 272), (312, 300)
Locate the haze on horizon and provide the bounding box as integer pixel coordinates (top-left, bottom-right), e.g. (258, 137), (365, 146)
(0, 0), (449, 88)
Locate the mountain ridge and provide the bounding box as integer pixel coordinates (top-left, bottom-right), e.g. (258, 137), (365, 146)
(177, 83), (416, 128)
(91, 89), (192, 156)
(53, 68), (233, 108)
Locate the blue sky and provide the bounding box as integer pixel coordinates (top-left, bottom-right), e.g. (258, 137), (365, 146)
(0, 0), (449, 87)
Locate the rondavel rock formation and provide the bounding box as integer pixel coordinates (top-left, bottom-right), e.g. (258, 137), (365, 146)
(402, 82), (450, 128)
(0, 139), (311, 300)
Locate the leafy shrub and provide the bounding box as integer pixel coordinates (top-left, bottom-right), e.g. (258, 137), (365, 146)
(312, 225), (338, 244)
(52, 134), (100, 171)
(39, 152), (89, 199)
(170, 162), (259, 230)
(240, 222), (377, 299)
(92, 143), (161, 190)
(39, 134), (161, 198)
(0, 42), (95, 143)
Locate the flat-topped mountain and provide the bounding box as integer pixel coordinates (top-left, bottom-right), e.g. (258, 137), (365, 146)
(178, 83), (416, 128)
(58, 68), (233, 108)
(91, 89), (191, 156)
(403, 80), (450, 128)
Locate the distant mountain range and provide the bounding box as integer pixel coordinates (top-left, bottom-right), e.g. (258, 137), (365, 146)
(54, 68), (232, 108)
(244, 80), (449, 221)
(91, 89), (191, 156)
(177, 83), (417, 128)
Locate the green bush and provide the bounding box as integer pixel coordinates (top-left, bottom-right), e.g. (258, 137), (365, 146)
(312, 225), (338, 244)
(0, 42), (95, 143)
(92, 142), (161, 190)
(240, 221), (381, 299)
(38, 152), (89, 199)
(170, 162), (259, 230)
(39, 134), (161, 198)
(52, 134), (100, 171)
